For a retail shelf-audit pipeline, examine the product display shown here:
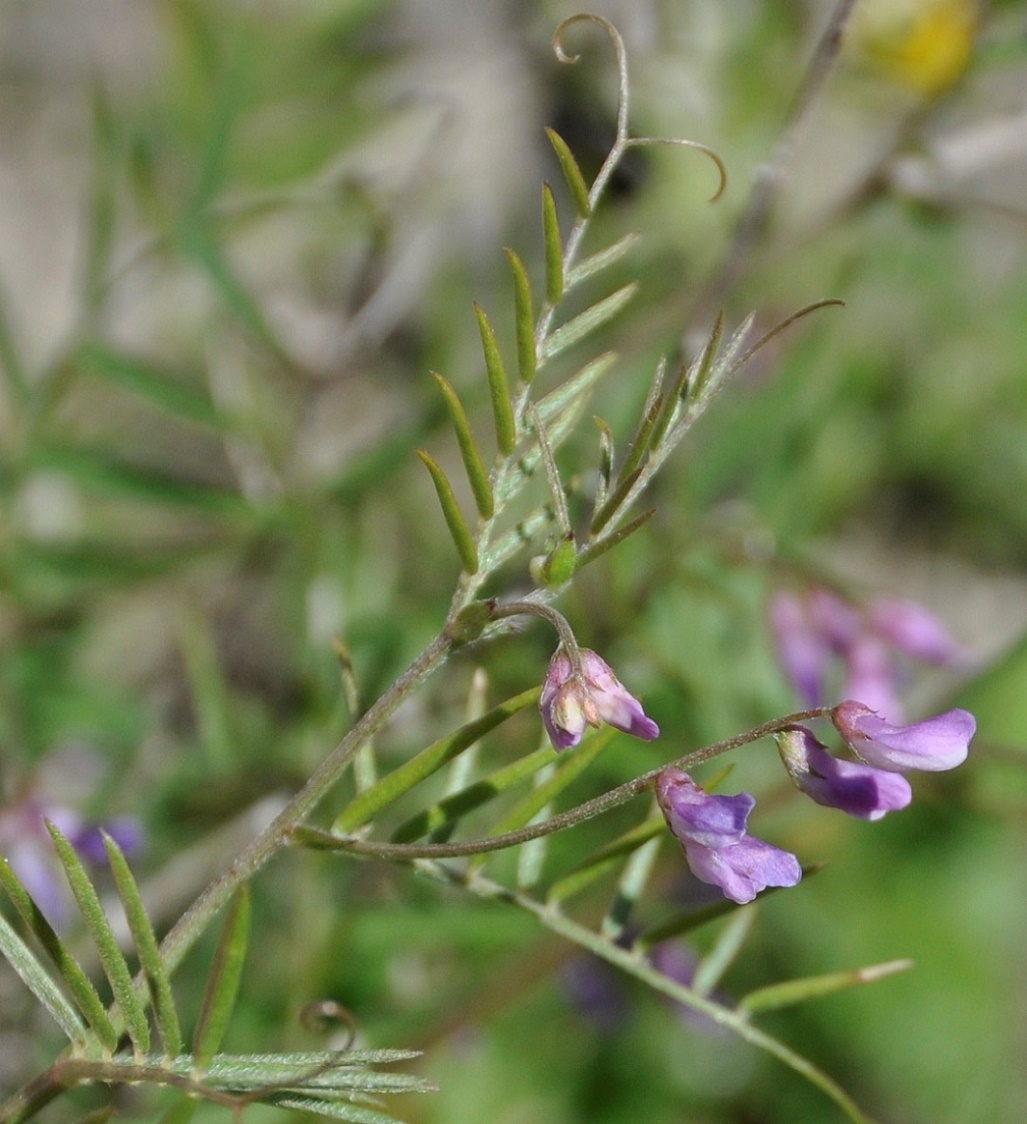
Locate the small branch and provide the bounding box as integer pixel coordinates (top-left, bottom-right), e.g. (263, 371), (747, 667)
(692, 0), (858, 328)
(320, 707), (832, 860)
(155, 631), (453, 976)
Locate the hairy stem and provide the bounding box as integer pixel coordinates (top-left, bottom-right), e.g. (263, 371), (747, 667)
(156, 631), (452, 975)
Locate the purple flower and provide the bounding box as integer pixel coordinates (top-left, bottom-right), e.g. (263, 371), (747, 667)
(869, 597), (968, 667)
(769, 587), (971, 720)
(540, 647), (659, 751)
(655, 769), (801, 904)
(774, 725), (912, 820)
(832, 701), (976, 772)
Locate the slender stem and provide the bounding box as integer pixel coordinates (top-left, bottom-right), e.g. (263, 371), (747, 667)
(691, 0), (858, 329)
(453, 870), (875, 1124)
(490, 599), (579, 660)
(155, 631), (452, 975)
(327, 707), (832, 860)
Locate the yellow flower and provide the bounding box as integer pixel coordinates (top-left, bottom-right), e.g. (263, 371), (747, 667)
(849, 0), (979, 98)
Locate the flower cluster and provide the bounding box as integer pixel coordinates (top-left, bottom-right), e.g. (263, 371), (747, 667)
(540, 647), (659, 751)
(655, 769), (802, 904)
(534, 624), (975, 906)
(770, 588), (969, 720)
(656, 704), (975, 902)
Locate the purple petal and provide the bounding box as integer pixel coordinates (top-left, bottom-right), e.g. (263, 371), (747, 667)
(683, 836), (802, 904)
(656, 770), (752, 847)
(832, 701), (976, 772)
(775, 726), (912, 820)
(656, 769), (802, 903)
(540, 647), (658, 751)
(769, 592), (830, 707)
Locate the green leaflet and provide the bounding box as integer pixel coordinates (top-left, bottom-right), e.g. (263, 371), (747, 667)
(541, 283), (637, 362)
(0, 909), (87, 1042)
(391, 746), (555, 844)
(541, 183), (564, 305)
(417, 450), (479, 574)
(47, 821), (151, 1053)
(473, 304), (517, 456)
(103, 832), (183, 1056)
(469, 726), (615, 872)
(739, 960), (913, 1015)
(334, 687), (541, 833)
(0, 856), (117, 1051)
(544, 127), (591, 217)
(547, 816), (664, 905)
(432, 372), (494, 519)
(505, 249), (537, 385)
(193, 886), (250, 1068)
(565, 231), (641, 289)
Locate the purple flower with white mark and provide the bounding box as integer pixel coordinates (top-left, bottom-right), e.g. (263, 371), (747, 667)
(832, 701), (976, 772)
(774, 725), (912, 820)
(655, 769), (801, 904)
(540, 647), (659, 751)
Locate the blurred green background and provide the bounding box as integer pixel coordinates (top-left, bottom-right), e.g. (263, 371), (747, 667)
(1, 1), (1025, 1121)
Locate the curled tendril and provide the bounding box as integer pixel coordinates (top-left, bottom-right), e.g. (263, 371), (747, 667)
(299, 998), (359, 1049)
(729, 298), (846, 378)
(553, 15), (726, 205)
(553, 13), (630, 146)
(626, 137), (728, 203)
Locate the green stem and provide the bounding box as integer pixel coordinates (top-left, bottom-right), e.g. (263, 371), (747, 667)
(456, 869), (876, 1124)
(156, 631), (452, 975)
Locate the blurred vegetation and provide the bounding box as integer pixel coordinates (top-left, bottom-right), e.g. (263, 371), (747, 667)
(1, 1), (1025, 1121)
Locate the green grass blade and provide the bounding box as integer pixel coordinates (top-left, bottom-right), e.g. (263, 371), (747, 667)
(0, 277), (30, 406)
(416, 450), (478, 574)
(178, 611), (234, 773)
(541, 183), (564, 305)
(0, 909), (87, 1042)
(0, 857), (118, 1050)
(46, 821), (151, 1054)
(335, 687), (541, 833)
(75, 343), (225, 430)
(102, 832), (183, 1056)
(541, 283), (637, 362)
(432, 372), (494, 518)
(193, 886), (250, 1068)
(473, 305), (516, 456)
(32, 442), (248, 517)
(544, 128), (591, 217)
(505, 249), (536, 385)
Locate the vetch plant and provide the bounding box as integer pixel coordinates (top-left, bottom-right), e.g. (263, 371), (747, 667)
(0, 10), (989, 1124)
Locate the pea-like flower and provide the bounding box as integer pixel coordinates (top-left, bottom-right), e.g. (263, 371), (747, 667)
(540, 647), (659, 751)
(831, 701), (976, 772)
(655, 769), (802, 904)
(774, 725), (912, 820)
